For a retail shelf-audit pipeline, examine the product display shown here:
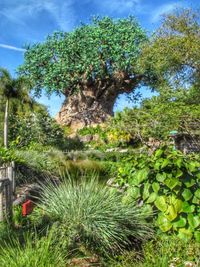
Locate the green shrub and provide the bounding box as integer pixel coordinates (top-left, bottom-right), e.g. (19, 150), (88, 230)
(0, 147), (20, 164)
(116, 146), (200, 240)
(78, 125), (107, 139)
(66, 149), (105, 161)
(109, 235), (200, 267)
(38, 177), (152, 257)
(9, 110), (67, 150)
(0, 231), (65, 267)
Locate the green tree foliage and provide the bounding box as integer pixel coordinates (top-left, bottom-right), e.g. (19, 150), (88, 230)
(107, 88), (200, 144)
(141, 8), (200, 97)
(8, 106), (67, 148)
(0, 68), (32, 147)
(0, 68), (71, 150)
(19, 17), (147, 97)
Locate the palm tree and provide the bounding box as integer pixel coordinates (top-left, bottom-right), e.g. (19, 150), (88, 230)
(0, 68), (31, 148)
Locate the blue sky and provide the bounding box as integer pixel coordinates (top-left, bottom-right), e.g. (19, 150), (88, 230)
(0, 0), (198, 116)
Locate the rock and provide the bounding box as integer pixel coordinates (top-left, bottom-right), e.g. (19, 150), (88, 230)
(79, 134), (93, 143)
(92, 134), (100, 142)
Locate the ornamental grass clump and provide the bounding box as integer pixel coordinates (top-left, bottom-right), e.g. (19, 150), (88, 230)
(0, 232), (65, 267)
(38, 177), (153, 256)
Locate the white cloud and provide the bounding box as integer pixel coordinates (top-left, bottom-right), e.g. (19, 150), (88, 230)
(0, 43), (26, 52)
(96, 0), (143, 15)
(151, 2), (182, 22)
(0, 0), (76, 31)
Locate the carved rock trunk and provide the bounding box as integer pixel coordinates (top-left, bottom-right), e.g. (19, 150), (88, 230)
(56, 85), (118, 132)
(56, 74), (143, 132)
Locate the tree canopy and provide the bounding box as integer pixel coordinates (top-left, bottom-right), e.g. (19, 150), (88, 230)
(18, 9), (200, 130)
(19, 17), (147, 97)
(141, 8), (200, 95)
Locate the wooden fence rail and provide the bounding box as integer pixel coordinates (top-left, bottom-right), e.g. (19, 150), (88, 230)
(0, 162), (15, 222)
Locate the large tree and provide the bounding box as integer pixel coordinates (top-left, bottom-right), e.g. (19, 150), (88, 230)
(19, 17), (148, 130)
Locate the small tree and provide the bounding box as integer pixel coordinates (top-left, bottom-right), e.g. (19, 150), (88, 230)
(0, 68), (31, 148)
(19, 17), (148, 129)
(141, 8), (200, 98)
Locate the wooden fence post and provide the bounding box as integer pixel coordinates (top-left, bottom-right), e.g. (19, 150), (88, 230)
(0, 183), (3, 222)
(0, 168), (4, 222)
(0, 163), (15, 222)
(7, 164), (14, 220)
(12, 161), (15, 195)
(4, 180), (12, 220)
(7, 162), (15, 195)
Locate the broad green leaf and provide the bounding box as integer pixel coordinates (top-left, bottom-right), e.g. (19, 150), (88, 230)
(156, 173), (166, 183)
(154, 162), (161, 171)
(157, 214), (172, 232)
(174, 158), (183, 168)
(181, 202), (195, 213)
(129, 187), (140, 200)
(195, 189), (200, 199)
(183, 177), (196, 188)
(187, 214), (200, 229)
(161, 159), (170, 169)
(175, 169), (183, 178)
(164, 177), (179, 190)
(132, 168), (149, 186)
(173, 216), (187, 228)
(173, 198), (183, 213)
(142, 204), (153, 215)
(152, 182), (160, 193)
(194, 231), (200, 242)
(146, 192), (157, 204)
(154, 196), (168, 212)
(187, 162), (198, 173)
(142, 182), (150, 201)
(178, 228), (193, 240)
(173, 184), (182, 195)
(165, 205), (177, 221)
(182, 188), (193, 201)
(155, 149), (163, 158)
(192, 196), (200, 204)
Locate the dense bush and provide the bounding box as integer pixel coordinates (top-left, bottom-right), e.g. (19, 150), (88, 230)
(9, 110), (68, 149)
(38, 177), (152, 257)
(107, 94), (200, 145)
(115, 147), (200, 240)
(0, 147), (19, 164)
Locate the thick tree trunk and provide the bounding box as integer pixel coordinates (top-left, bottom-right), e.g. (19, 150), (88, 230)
(56, 85), (119, 131)
(4, 99), (9, 148)
(56, 75), (143, 132)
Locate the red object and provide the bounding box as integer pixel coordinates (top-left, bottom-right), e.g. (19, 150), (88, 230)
(22, 200), (34, 216)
